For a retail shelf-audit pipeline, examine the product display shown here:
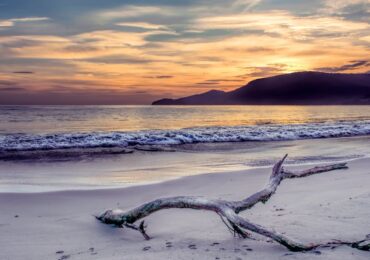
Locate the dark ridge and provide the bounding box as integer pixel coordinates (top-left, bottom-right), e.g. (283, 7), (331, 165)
(152, 72), (370, 105)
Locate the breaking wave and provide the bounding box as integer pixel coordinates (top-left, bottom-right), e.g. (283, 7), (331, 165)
(1, 121), (370, 153)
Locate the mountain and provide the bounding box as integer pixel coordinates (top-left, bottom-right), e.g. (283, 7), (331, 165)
(152, 72), (370, 105)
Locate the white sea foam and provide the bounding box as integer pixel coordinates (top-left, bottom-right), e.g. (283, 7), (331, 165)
(1, 121), (370, 152)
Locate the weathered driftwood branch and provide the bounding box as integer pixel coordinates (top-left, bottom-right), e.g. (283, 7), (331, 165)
(97, 155), (370, 252)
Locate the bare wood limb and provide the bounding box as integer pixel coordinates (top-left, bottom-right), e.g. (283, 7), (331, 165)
(220, 216), (234, 234)
(221, 208), (314, 251)
(318, 237), (370, 251)
(97, 155), (368, 252)
(351, 237), (370, 251)
(228, 221), (250, 239)
(283, 162), (348, 178)
(233, 156), (348, 213)
(232, 154), (288, 213)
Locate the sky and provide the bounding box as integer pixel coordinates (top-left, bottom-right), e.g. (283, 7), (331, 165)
(0, 0), (369, 105)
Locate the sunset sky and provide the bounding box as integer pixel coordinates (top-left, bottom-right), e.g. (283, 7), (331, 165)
(0, 0), (369, 104)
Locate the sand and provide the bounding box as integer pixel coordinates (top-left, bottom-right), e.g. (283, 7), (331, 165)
(0, 157), (369, 259)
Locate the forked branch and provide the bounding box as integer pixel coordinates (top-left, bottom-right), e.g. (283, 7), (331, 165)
(97, 155), (369, 252)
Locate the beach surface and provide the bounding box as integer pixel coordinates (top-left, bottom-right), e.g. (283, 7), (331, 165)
(0, 156), (369, 260)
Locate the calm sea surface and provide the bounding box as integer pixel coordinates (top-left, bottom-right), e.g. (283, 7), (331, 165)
(1, 105), (370, 134)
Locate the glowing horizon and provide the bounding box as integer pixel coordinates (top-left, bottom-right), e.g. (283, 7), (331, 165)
(0, 0), (369, 104)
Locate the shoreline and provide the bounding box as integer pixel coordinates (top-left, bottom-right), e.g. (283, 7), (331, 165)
(1, 136), (370, 193)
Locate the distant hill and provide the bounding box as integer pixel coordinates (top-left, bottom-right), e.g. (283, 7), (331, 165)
(152, 72), (370, 105)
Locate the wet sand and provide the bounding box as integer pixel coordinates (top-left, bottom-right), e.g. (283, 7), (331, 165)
(1, 136), (370, 192)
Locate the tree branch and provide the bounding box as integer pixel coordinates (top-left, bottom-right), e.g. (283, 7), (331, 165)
(232, 155), (348, 213)
(282, 162), (348, 178)
(97, 155), (368, 252)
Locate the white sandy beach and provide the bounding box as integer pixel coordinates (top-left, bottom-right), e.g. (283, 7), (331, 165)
(0, 156), (369, 260)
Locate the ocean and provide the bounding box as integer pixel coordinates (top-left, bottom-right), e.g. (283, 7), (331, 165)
(1, 105), (370, 192)
(1, 105), (370, 152)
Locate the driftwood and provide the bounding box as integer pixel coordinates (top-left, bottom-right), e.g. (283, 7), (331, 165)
(97, 155), (370, 252)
